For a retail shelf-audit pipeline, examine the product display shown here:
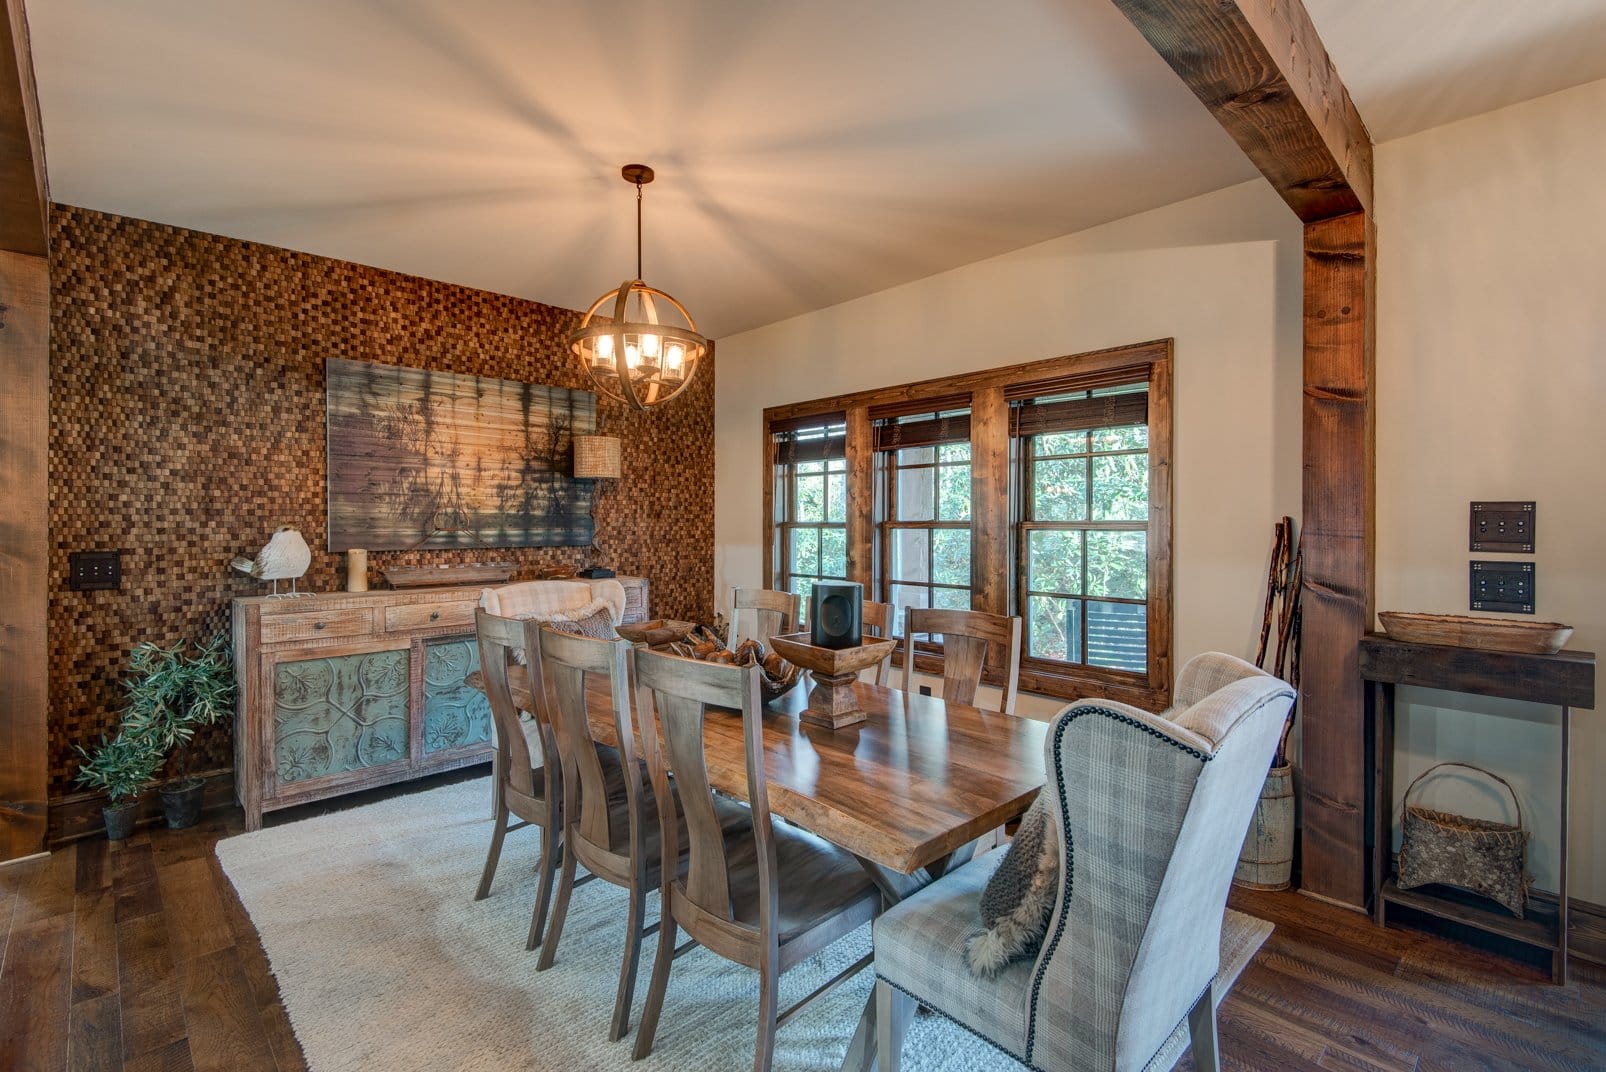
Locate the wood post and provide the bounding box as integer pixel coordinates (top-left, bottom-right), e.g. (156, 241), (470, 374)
(0, 0), (49, 864)
(1298, 212), (1375, 907)
(1110, 0), (1377, 908)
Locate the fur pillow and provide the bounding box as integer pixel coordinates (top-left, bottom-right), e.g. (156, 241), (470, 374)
(965, 793), (1060, 978)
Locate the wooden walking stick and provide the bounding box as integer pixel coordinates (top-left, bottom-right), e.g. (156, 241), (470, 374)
(1255, 517), (1292, 668)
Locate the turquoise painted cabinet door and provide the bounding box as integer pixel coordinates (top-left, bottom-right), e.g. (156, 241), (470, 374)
(273, 649), (411, 785)
(422, 638), (493, 754)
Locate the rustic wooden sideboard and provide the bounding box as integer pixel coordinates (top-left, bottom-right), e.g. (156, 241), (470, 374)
(232, 577), (649, 830)
(1361, 633), (1594, 983)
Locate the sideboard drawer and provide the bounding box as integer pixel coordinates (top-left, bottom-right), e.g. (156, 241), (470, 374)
(385, 600), (477, 633)
(260, 607), (374, 645)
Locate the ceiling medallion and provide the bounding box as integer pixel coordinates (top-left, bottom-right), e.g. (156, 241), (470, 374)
(568, 164), (708, 411)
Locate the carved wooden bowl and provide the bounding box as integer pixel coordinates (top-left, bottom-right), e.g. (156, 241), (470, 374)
(1378, 611), (1573, 654)
(614, 618), (698, 647)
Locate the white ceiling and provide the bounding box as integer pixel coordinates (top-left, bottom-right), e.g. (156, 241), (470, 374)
(29, 1), (1606, 337)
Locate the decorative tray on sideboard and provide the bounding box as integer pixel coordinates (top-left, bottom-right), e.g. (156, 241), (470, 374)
(383, 563), (516, 588)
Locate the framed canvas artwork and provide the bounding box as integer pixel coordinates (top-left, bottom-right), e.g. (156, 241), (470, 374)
(325, 358), (597, 551)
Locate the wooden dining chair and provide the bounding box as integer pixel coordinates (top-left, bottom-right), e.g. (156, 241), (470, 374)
(902, 607), (1022, 715)
(478, 578), (628, 819)
(861, 599), (894, 687)
(530, 626), (662, 1041)
(728, 586), (801, 649)
(630, 650), (880, 1072)
(472, 608), (568, 951)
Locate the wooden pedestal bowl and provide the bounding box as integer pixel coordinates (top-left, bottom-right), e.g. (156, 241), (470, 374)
(767, 632), (898, 729)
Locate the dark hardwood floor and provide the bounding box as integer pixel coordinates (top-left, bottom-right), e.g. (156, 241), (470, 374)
(2, 799), (1602, 1071)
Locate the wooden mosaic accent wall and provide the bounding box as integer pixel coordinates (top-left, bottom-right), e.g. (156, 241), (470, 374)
(46, 204), (715, 798)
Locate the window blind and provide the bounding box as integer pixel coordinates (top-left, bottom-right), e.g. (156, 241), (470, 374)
(1009, 385), (1147, 438)
(773, 411), (847, 464)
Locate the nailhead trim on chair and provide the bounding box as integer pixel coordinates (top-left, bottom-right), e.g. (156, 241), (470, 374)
(1023, 705), (1214, 1066)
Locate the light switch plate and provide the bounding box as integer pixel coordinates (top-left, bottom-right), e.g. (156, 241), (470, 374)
(1470, 561), (1534, 614)
(69, 550), (122, 591)
(1470, 501), (1535, 553)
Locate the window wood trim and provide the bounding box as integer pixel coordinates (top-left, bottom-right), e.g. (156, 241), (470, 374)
(763, 339), (1172, 707)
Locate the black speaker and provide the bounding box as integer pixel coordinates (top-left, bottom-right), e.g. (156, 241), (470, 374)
(810, 582), (863, 650)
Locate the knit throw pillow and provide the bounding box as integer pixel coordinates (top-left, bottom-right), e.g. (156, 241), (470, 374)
(508, 599), (619, 663)
(965, 793), (1060, 978)
(547, 606), (617, 641)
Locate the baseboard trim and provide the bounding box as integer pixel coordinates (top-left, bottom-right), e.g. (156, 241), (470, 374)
(48, 768), (236, 846)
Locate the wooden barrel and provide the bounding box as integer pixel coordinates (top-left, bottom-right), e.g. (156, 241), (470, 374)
(1234, 764), (1294, 890)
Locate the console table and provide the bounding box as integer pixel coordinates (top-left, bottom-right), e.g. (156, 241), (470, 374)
(1361, 633), (1595, 982)
(232, 577), (648, 830)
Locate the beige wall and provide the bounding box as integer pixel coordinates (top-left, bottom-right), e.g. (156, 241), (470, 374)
(713, 179), (1305, 718)
(714, 76), (1605, 902)
(1375, 78), (1606, 900)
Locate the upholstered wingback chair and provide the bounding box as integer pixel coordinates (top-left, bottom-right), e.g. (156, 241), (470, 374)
(873, 652), (1295, 1072)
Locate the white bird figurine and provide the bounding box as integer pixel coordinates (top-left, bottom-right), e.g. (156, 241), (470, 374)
(232, 526), (313, 596)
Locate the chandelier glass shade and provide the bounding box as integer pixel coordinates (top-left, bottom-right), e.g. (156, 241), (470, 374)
(569, 165), (709, 411)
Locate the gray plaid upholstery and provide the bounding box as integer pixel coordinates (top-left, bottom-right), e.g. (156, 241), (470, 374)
(873, 845), (1031, 1060)
(871, 652), (1294, 1072)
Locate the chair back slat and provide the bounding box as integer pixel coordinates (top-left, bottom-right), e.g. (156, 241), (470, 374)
(861, 600), (894, 687)
(633, 650), (771, 928)
(537, 626), (637, 856)
(729, 587), (801, 649)
(475, 608), (543, 798)
(903, 607), (1022, 714)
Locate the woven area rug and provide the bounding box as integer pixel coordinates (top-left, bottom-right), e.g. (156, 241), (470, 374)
(216, 778), (1269, 1072)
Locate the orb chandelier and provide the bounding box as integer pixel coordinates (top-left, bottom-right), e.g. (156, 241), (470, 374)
(569, 164), (709, 411)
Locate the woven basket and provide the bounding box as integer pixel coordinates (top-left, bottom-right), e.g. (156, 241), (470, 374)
(1397, 762), (1529, 917)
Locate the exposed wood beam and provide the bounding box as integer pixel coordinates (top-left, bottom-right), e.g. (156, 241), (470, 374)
(0, 0), (47, 256)
(1111, 0), (1376, 910)
(1111, 0), (1372, 221)
(0, 0), (48, 863)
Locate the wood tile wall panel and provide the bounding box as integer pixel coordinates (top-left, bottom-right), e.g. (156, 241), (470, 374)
(46, 204), (714, 798)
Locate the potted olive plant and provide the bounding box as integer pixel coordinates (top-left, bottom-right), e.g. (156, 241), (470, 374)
(73, 729), (163, 840)
(121, 634), (236, 829)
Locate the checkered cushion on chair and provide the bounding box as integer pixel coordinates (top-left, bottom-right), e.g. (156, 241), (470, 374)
(873, 845), (1032, 1061)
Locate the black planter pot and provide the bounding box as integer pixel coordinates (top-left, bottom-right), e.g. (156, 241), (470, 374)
(160, 779), (205, 830)
(103, 800), (139, 841)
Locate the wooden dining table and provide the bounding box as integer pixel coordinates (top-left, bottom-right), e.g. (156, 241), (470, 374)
(466, 661), (1049, 1069)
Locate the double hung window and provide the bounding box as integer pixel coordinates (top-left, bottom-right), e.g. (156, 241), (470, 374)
(772, 414), (848, 606)
(1012, 381), (1151, 677)
(873, 406), (972, 637)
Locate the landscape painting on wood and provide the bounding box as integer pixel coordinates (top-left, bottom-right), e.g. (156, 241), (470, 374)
(326, 358), (596, 551)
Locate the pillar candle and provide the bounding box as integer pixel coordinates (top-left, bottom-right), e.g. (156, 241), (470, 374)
(346, 548), (369, 592)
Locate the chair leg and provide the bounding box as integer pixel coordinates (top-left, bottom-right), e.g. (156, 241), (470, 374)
(1186, 983), (1220, 1072)
(631, 908), (679, 1061)
(608, 882), (647, 1041)
(876, 979), (913, 1072)
(753, 954), (779, 1072)
(535, 837), (577, 963)
(474, 799), (510, 901)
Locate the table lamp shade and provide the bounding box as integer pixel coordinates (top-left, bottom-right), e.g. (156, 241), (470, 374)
(573, 435), (622, 479)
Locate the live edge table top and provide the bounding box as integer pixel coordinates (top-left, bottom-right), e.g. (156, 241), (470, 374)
(468, 665), (1048, 875)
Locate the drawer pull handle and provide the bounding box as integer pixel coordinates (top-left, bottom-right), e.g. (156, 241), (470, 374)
(429, 611), (440, 622)
(314, 621), (326, 631)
